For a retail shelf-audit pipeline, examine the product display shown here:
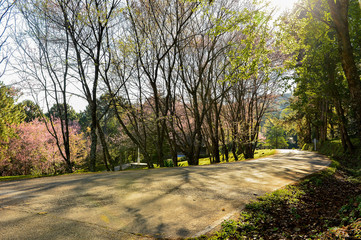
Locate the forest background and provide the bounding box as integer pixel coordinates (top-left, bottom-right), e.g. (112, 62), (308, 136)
(0, 0), (360, 177)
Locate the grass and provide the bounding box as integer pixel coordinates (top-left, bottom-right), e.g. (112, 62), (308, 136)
(0, 174), (43, 181)
(0, 169), (101, 182)
(178, 149), (276, 167)
(208, 186), (306, 240)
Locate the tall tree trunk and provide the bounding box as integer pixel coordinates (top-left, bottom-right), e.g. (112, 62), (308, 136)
(306, 117), (312, 143)
(231, 126), (239, 161)
(243, 142), (254, 159)
(97, 121), (116, 171)
(188, 132), (202, 166)
(157, 137), (165, 168)
(101, 147), (110, 171)
(319, 100), (328, 142)
(326, 55), (354, 152)
(89, 102), (97, 172)
(328, 0), (361, 134)
(172, 152), (178, 167)
(220, 124), (229, 162)
(168, 129), (178, 167)
(334, 99), (354, 152)
(231, 141), (238, 161)
(211, 138), (220, 163)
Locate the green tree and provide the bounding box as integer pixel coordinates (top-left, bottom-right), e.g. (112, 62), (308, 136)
(0, 83), (24, 143)
(47, 103), (78, 122)
(266, 125), (288, 149)
(21, 100), (42, 122)
(278, 0), (357, 152)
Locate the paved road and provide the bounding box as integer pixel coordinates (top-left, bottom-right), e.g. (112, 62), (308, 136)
(0, 150), (330, 239)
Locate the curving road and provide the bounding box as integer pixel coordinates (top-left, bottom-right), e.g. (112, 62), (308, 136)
(0, 150), (330, 239)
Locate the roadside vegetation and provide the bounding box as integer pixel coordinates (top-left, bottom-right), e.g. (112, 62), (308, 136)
(174, 149), (276, 167)
(1, 0), (288, 177)
(0, 149), (276, 181)
(197, 139), (361, 239)
(0, 0), (360, 239)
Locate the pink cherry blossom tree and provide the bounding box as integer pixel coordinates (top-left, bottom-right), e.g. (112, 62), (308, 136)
(0, 119), (87, 176)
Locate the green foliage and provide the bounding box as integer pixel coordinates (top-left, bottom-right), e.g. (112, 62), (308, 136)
(262, 112), (296, 149)
(301, 143), (313, 151)
(47, 103), (78, 121)
(349, 0), (361, 69)
(318, 140), (346, 157)
(317, 138), (361, 181)
(21, 100), (42, 122)
(212, 186), (305, 239)
(339, 195), (361, 226)
(223, 3), (276, 85)
(265, 125), (288, 149)
(253, 149), (276, 159)
(276, 0), (360, 145)
(212, 220), (241, 240)
(164, 159), (174, 167)
(0, 83), (24, 143)
(246, 186), (304, 212)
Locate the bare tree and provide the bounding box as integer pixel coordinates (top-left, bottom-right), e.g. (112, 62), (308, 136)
(101, 0), (200, 167)
(222, 13), (281, 159)
(16, 0), (77, 173)
(56, 0), (121, 171)
(0, 0), (14, 78)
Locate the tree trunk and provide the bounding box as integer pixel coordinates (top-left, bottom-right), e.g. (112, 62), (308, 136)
(328, 0), (361, 134)
(89, 128), (97, 172)
(89, 101), (97, 172)
(172, 153), (178, 167)
(211, 138), (220, 164)
(194, 132), (202, 165)
(157, 140), (165, 168)
(156, 122), (165, 168)
(186, 151), (196, 166)
(168, 131), (178, 167)
(232, 141), (238, 161)
(326, 55), (354, 153)
(319, 100), (328, 142)
(101, 147), (110, 171)
(334, 99), (354, 152)
(243, 143), (254, 159)
(306, 117), (312, 143)
(97, 121), (116, 171)
(220, 123), (229, 162)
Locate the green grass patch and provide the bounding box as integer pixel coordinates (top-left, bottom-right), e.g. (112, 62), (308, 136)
(0, 170), (101, 182)
(209, 186), (305, 239)
(254, 149), (276, 159)
(177, 149), (276, 167)
(0, 174), (43, 181)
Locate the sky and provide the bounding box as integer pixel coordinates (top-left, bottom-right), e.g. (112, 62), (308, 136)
(269, 0), (299, 13)
(2, 0), (299, 113)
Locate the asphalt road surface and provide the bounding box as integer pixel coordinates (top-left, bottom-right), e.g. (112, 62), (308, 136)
(0, 150), (331, 239)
